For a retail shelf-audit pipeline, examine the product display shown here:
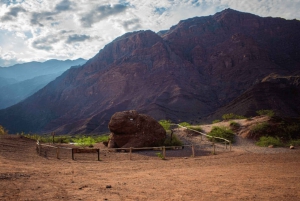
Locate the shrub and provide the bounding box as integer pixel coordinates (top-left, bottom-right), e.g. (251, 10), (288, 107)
(289, 139), (300, 146)
(163, 134), (183, 146)
(159, 120), (172, 131)
(73, 136), (96, 148)
(229, 121), (240, 129)
(250, 122), (269, 134)
(256, 136), (283, 147)
(256, 110), (275, 117)
(222, 113), (246, 120)
(179, 122), (191, 127)
(212, 120), (221, 124)
(0, 125), (8, 135)
(156, 152), (165, 159)
(94, 135), (110, 143)
(208, 126), (235, 143)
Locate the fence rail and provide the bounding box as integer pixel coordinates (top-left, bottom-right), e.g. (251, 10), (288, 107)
(175, 124), (232, 154)
(36, 141), (195, 161)
(35, 124), (232, 161)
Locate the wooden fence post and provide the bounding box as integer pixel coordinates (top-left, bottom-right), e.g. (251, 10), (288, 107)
(72, 148), (74, 160)
(162, 146), (166, 159)
(129, 147), (132, 160)
(56, 147), (60, 159)
(97, 149), (100, 161)
(191, 145), (195, 157)
(212, 137), (215, 155)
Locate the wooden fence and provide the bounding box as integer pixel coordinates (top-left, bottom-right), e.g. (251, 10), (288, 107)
(36, 141), (196, 161)
(35, 124), (232, 161)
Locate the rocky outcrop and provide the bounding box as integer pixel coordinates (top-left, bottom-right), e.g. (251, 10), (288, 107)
(0, 9), (300, 134)
(203, 75), (300, 123)
(107, 111), (166, 148)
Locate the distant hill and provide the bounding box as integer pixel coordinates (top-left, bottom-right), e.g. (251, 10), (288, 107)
(0, 77), (17, 88)
(0, 58), (86, 82)
(0, 9), (299, 134)
(0, 59), (86, 109)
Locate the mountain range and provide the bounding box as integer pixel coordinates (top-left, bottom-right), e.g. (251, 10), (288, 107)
(0, 59), (86, 109)
(0, 8), (299, 134)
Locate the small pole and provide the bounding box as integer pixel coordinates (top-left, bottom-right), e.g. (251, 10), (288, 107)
(213, 143), (216, 154)
(191, 145), (195, 157)
(129, 147), (132, 160)
(212, 137), (215, 155)
(163, 146), (166, 159)
(97, 149), (100, 161)
(39, 144), (41, 156)
(52, 132), (55, 144)
(56, 147), (60, 159)
(72, 149), (74, 160)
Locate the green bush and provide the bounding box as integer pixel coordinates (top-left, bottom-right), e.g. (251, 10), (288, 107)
(289, 139), (300, 146)
(94, 135), (110, 143)
(212, 120), (221, 124)
(208, 126), (235, 143)
(222, 113), (246, 120)
(229, 121), (240, 129)
(179, 122), (191, 127)
(163, 134), (183, 146)
(73, 136), (96, 148)
(256, 110), (275, 117)
(250, 122), (269, 134)
(159, 120), (172, 131)
(256, 136), (283, 147)
(0, 125), (8, 135)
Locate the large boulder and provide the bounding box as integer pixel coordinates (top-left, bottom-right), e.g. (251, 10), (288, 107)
(108, 110), (166, 148)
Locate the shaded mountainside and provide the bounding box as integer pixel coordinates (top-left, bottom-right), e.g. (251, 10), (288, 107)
(0, 73), (62, 109)
(202, 75), (300, 123)
(0, 59), (86, 109)
(0, 8), (300, 134)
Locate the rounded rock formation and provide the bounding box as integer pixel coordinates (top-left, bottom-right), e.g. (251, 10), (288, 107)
(108, 110), (166, 148)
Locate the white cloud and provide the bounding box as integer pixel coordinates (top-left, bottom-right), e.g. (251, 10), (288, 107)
(0, 0), (299, 66)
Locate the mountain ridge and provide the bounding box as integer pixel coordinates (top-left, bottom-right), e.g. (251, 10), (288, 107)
(0, 9), (299, 134)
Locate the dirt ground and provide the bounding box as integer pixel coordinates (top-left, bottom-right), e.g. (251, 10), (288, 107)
(1, 131), (300, 201)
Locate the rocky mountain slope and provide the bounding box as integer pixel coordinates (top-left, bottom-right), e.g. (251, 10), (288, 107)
(0, 9), (299, 134)
(202, 75), (300, 123)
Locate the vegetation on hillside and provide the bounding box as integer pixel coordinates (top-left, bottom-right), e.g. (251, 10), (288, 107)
(0, 125), (8, 135)
(159, 120), (183, 146)
(18, 133), (109, 147)
(256, 109), (275, 117)
(229, 121), (240, 130)
(222, 113), (246, 120)
(212, 119), (221, 124)
(208, 126), (235, 143)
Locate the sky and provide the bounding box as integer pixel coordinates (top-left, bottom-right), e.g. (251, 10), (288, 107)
(0, 0), (299, 67)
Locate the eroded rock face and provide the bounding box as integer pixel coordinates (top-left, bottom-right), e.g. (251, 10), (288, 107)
(108, 110), (166, 148)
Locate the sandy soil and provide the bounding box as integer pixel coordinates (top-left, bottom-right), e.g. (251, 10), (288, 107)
(1, 130), (300, 201)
